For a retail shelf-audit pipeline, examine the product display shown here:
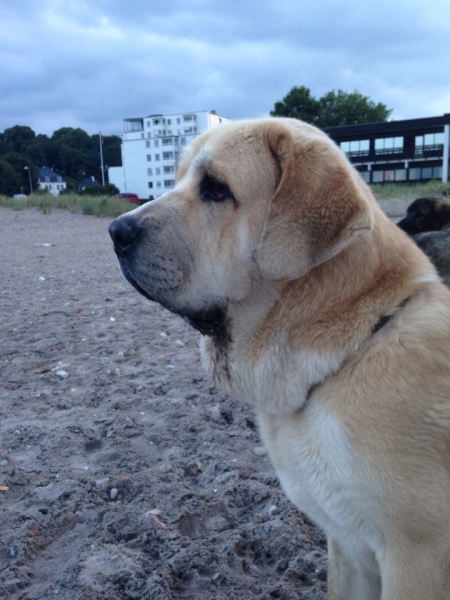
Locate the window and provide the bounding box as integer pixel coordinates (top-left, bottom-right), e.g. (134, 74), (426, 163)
(155, 154), (160, 161)
(154, 140), (159, 148)
(372, 169), (407, 183)
(375, 137), (403, 154)
(359, 171), (371, 183)
(181, 137), (187, 146)
(147, 121), (151, 127)
(340, 139), (370, 156)
(148, 182), (153, 188)
(147, 154), (151, 161)
(167, 119), (171, 125)
(164, 179), (174, 187)
(125, 120), (144, 133)
(395, 169), (407, 181)
(163, 151), (174, 160)
(415, 132), (445, 154)
(183, 115), (193, 122)
(155, 167), (160, 175)
(141, 133), (144, 139)
(153, 118), (161, 125)
(383, 170), (395, 182)
(146, 141), (150, 148)
(163, 165), (174, 174)
(433, 166), (443, 179)
(177, 118), (180, 124)
(409, 168), (421, 180)
(147, 168), (153, 176)
(372, 171), (383, 183)
(422, 167), (432, 179)
(162, 137), (172, 145)
(157, 181), (161, 188)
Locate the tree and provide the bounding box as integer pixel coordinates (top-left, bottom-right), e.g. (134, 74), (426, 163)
(3, 125), (36, 154)
(270, 86), (320, 123)
(25, 134), (50, 167)
(316, 90), (392, 128)
(0, 160), (21, 196)
(1, 152), (39, 194)
(270, 86), (392, 127)
(0, 124), (122, 191)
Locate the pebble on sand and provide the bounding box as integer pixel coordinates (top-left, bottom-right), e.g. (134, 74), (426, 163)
(95, 478), (110, 490)
(253, 446), (267, 457)
(144, 511), (168, 531)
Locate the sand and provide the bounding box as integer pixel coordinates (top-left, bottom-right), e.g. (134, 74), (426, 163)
(0, 199), (411, 599)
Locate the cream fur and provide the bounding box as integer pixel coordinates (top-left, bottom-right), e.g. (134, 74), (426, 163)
(113, 118), (450, 600)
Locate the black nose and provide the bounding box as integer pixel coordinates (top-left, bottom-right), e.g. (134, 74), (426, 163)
(108, 217), (140, 254)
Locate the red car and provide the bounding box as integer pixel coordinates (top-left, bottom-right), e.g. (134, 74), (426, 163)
(112, 193), (140, 205)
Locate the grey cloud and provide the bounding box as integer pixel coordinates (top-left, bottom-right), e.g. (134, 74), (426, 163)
(0, 0), (449, 136)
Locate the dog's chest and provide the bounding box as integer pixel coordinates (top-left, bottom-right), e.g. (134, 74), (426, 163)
(258, 405), (374, 545)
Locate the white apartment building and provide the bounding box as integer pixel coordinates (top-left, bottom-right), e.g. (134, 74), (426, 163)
(109, 110), (230, 199)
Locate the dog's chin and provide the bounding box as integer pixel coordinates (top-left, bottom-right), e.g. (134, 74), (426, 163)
(117, 260), (226, 336)
(183, 308), (227, 336)
(117, 260), (156, 303)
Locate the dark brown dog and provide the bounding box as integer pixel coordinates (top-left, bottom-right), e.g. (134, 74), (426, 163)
(414, 230), (450, 287)
(397, 197), (450, 235)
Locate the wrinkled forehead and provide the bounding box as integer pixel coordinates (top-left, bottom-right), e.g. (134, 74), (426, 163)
(177, 122), (262, 181)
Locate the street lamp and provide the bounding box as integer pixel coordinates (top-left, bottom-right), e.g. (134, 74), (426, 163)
(24, 166), (33, 195)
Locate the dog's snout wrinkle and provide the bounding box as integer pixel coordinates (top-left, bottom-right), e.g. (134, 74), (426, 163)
(108, 217), (140, 254)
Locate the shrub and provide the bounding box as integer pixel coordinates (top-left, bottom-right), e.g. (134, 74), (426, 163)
(80, 183), (119, 196)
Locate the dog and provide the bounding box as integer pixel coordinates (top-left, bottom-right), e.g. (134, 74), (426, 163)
(414, 230), (450, 288)
(397, 196), (450, 235)
(396, 197), (450, 289)
(109, 118), (450, 600)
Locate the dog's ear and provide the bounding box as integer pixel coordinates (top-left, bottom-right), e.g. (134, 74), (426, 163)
(258, 120), (374, 281)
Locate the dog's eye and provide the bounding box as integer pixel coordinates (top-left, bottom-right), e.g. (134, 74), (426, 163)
(200, 175), (232, 203)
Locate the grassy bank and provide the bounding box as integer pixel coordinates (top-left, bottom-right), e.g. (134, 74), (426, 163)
(370, 180), (450, 200)
(0, 192), (137, 217)
(1, 181), (449, 218)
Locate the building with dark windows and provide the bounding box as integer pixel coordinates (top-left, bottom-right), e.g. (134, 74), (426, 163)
(325, 113), (450, 184)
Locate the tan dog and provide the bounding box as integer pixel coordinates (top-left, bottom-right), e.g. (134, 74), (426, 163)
(109, 118), (450, 600)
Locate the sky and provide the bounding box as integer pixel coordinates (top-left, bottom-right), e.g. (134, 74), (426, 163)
(1, 0), (449, 138)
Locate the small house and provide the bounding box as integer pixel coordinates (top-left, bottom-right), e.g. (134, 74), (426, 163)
(38, 167), (66, 195)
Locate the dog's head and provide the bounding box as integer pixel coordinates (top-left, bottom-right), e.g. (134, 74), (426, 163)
(109, 118), (373, 334)
(397, 197), (450, 236)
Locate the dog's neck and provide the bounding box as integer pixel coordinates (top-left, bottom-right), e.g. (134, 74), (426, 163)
(202, 217), (432, 416)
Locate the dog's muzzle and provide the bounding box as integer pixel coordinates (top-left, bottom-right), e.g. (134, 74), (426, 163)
(108, 216), (228, 337)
